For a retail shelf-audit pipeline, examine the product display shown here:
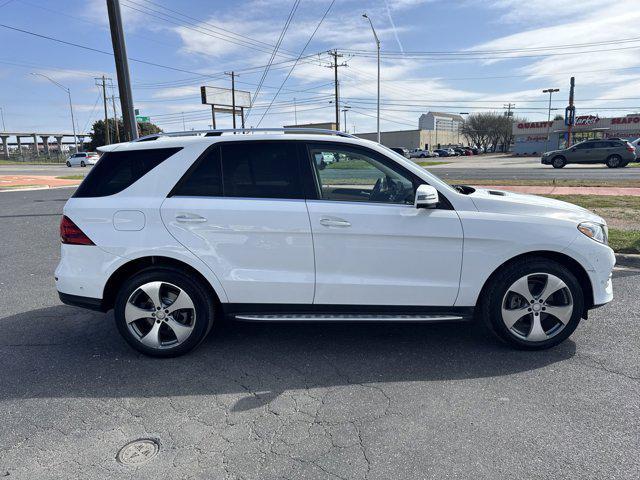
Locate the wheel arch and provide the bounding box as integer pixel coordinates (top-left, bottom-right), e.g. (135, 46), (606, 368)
(102, 256), (224, 312)
(476, 250), (594, 314)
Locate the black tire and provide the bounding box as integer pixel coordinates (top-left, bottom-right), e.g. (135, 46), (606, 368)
(114, 267), (216, 357)
(606, 155), (622, 168)
(479, 257), (584, 350)
(551, 156), (565, 168)
(80, 161), (86, 167)
(66, 161), (71, 167)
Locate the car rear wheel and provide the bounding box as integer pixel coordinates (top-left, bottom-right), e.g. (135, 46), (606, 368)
(606, 155), (622, 168)
(479, 258), (584, 350)
(552, 156), (566, 168)
(80, 161), (86, 167)
(114, 268), (215, 357)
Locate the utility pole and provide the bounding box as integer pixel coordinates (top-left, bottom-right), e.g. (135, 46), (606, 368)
(567, 77), (575, 147)
(503, 103), (515, 118)
(111, 93), (121, 143)
(542, 88), (559, 153)
(181, 112), (186, 131)
(363, 13), (381, 143)
(96, 76), (111, 145)
(0, 106), (5, 131)
(225, 71), (237, 129)
(328, 50), (347, 131)
(106, 0), (137, 140)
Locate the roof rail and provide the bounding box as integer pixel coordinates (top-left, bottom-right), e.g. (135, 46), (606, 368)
(133, 127), (358, 142)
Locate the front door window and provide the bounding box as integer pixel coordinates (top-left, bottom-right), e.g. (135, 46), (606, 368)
(309, 146), (415, 205)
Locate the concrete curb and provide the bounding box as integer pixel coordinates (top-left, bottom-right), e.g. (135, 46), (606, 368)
(616, 253), (640, 269)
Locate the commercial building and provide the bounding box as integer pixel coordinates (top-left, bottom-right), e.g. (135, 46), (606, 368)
(284, 113), (468, 150)
(358, 112), (466, 149)
(512, 114), (640, 155)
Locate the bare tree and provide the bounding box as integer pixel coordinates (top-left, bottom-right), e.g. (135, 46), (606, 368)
(461, 112), (526, 153)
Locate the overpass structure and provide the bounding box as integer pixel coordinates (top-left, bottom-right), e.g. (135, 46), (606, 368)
(0, 132), (90, 159)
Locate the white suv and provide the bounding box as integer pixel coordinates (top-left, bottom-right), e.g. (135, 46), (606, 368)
(55, 129), (615, 357)
(66, 151), (100, 167)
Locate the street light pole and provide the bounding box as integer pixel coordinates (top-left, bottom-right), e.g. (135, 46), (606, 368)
(342, 105), (351, 133)
(363, 13), (380, 143)
(31, 72), (78, 151)
(0, 106), (6, 131)
(542, 88), (559, 154)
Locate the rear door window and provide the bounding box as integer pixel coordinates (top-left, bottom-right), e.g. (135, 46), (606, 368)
(73, 147), (182, 198)
(171, 146), (223, 197)
(220, 141), (303, 199)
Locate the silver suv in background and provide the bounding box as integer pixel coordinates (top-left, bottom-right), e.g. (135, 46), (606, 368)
(541, 139), (636, 168)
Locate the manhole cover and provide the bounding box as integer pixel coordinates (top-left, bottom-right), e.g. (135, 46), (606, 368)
(116, 439), (159, 466)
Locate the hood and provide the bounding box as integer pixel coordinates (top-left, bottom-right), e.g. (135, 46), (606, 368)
(469, 188), (605, 225)
(542, 149), (563, 156)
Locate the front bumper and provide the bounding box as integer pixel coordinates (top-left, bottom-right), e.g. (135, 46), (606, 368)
(565, 233), (616, 307)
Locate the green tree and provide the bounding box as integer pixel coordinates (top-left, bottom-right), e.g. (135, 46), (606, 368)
(88, 119), (162, 150)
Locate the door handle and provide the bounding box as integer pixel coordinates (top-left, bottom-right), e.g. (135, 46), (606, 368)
(320, 217), (351, 227)
(175, 213), (207, 223)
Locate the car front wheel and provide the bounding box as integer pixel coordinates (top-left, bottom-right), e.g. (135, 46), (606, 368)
(479, 258), (584, 350)
(66, 161), (71, 167)
(552, 156), (565, 168)
(114, 267), (215, 357)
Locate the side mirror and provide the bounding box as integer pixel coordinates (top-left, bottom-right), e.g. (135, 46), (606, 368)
(415, 184), (439, 209)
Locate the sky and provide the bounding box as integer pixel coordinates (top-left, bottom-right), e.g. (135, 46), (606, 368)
(1, 0), (640, 135)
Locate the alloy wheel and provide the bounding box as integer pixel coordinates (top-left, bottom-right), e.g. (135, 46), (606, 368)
(501, 273), (573, 343)
(125, 281), (196, 349)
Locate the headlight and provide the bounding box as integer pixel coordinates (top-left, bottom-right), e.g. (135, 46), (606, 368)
(578, 222), (608, 245)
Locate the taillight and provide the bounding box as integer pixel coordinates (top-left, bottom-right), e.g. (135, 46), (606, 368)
(60, 215), (94, 245)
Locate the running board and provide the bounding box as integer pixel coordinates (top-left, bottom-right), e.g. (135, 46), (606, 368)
(233, 314), (466, 322)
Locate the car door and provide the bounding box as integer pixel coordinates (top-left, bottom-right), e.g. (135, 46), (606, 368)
(569, 142), (592, 163)
(304, 142), (463, 306)
(161, 140), (315, 304)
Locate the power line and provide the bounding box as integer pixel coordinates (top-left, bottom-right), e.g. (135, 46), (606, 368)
(0, 23), (240, 78)
(256, 1), (336, 127)
(128, 0), (301, 57)
(247, 0), (301, 119)
(342, 36), (640, 57)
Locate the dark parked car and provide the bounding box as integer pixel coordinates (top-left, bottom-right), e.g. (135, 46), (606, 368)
(434, 149), (450, 157)
(542, 139), (636, 168)
(390, 147), (410, 158)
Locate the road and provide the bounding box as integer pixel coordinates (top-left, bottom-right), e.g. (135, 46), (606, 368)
(1, 188), (639, 479)
(3, 155), (640, 182)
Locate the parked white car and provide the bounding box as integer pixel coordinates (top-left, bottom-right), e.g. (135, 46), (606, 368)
(408, 148), (431, 158)
(631, 137), (640, 156)
(66, 152), (99, 167)
(56, 129), (615, 357)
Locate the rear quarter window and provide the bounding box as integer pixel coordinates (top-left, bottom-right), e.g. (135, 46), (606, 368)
(73, 147), (182, 198)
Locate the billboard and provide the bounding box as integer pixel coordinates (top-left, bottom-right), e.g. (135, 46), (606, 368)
(200, 86), (251, 108)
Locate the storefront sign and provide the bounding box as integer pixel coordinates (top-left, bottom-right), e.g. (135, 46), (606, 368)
(574, 115), (599, 126)
(516, 121), (553, 129)
(611, 116), (640, 125)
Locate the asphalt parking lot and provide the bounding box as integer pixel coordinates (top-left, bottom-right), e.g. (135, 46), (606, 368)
(1, 188), (639, 479)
